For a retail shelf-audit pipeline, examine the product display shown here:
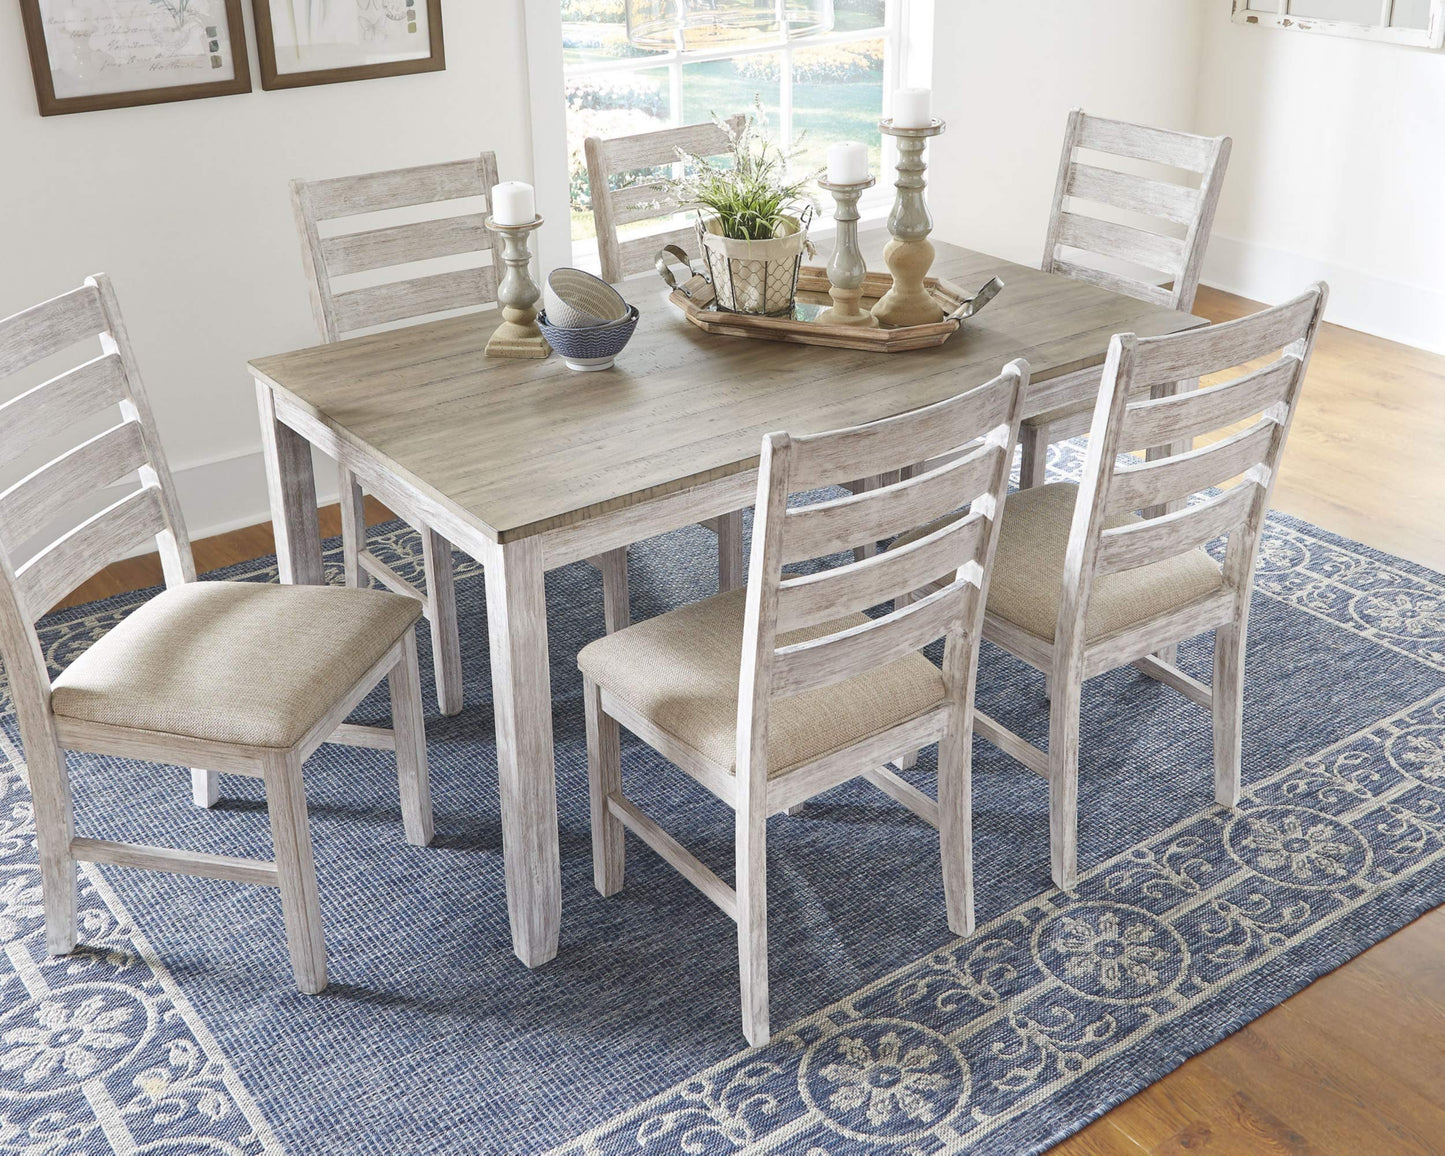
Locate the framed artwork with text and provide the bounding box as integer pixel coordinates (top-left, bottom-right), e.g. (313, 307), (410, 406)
(19, 0), (252, 116)
(252, 0), (445, 90)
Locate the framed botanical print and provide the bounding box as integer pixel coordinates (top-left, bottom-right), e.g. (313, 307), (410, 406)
(19, 0), (252, 116)
(252, 0), (446, 89)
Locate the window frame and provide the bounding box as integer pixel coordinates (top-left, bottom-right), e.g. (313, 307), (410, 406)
(558, 0), (921, 265)
(1231, 0), (1445, 49)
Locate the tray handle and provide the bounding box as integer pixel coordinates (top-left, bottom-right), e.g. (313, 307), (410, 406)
(656, 245), (704, 296)
(945, 275), (1005, 323)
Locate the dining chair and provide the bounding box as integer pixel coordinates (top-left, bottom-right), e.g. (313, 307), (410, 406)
(1020, 110), (1232, 496)
(896, 286), (1326, 892)
(291, 155), (632, 713)
(585, 117), (750, 593)
(577, 361), (1028, 1045)
(0, 275), (434, 993)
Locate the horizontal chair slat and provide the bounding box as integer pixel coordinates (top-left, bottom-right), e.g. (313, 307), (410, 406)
(0, 353), (127, 468)
(332, 266), (498, 332)
(1108, 418), (1277, 515)
(772, 578), (969, 698)
(611, 184), (676, 227)
(18, 485), (166, 615)
(595, 121), (731, 171)
(1122, 355), (1298, 449)
(1066, 163), (1201, 225)
(302, 158), (484, 220)
(71, 836), (279, 887)
(320, 213), (492, 277)
(1057, 213), (1186, 277)
(1046, 259), (1174, 307)
(777, 511), (985, 632)
(0, 284), (108, 379)
(781, 436), (1004, 563)
(615, 227), (694, 279)
(1131, 289), (1320, 388)
(788, 376), (1015, 491)
(1098, 480), (1258, 574)
(1076, 114), (1219, 173)
(0, 421), (147, 553)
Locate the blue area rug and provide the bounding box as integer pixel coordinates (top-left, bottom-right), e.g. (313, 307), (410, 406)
(1, 444), (1442, 1155)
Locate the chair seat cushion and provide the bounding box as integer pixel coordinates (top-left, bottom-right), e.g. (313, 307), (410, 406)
(51, 581), (422, 750)
(577, 589), (946, 777)
(987, 483), (1225, 642)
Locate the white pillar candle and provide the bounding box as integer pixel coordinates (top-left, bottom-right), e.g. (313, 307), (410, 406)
(826, 141), (870, 185)
(893, 88), (933, 129)
(491, 181), (536, 226)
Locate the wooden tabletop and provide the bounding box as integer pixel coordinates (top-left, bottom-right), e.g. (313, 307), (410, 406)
(249, 230), (1205, 543)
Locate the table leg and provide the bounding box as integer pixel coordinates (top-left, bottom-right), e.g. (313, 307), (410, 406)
(1144, 377), (1197, 666)
(485, 535), (561, 967)
(256, 381), (324, 586)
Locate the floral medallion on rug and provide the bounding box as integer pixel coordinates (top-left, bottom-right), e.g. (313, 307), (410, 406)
(1, 448), (1442, 1155)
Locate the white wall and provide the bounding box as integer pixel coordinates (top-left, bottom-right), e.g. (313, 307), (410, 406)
(1194, 13), (1445, 352)
(0, 1), (533, 538)
(927, 0), (1208, 269)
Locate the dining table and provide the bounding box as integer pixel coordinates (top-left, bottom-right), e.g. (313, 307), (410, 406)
(247, 227), (1208, 969)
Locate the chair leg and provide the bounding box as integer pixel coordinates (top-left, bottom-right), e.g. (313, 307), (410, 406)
(716, 510), (745, 593)
(599, 547), (630, 633)
(937, 710), (975, 937)
(191, 769), (219, 808)
(338, 466), (366, 589)
(736, 801), (770, 1047)
(1048, 668), (1082, 891)
(1019, 424), (1049, 490)
(262, 751), (327, 994)
(583, 678), (625, 896)
(389, 630), (435, 846)
(1213, 622), (1245, 808)
(31, 740), (77, 956)
(421, 527), (464, 717)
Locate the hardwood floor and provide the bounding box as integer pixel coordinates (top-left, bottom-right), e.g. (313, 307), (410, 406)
(43, 288), (1445, 1153)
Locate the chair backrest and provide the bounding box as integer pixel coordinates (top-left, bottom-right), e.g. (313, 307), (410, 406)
(1042, 110), (1231, 313)
(0, 275), (194, 748)
(585, 116), (748, 283)
(735, 362), (1028, 798)
(1058, 284), (1328, 658)
(291, 153), (504, 342)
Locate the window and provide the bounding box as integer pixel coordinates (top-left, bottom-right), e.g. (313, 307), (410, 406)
(561, 0), (910, 266)
(1233, 0), (1444, 48)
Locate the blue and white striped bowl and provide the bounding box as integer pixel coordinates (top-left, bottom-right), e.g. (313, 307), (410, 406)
(538, 305), (640, 372)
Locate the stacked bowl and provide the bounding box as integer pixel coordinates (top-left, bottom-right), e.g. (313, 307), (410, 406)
(538, 269), (640, 372)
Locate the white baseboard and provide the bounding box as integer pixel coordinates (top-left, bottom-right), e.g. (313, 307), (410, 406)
(1202, 233), (1445, 355)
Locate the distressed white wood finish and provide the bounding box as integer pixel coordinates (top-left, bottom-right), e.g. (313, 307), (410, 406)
(585, 118), (751, 592)
(249, 232), (1207, 966)
(581, 364), (1026, 1044)
(0, 278), (435, 992)
(291, 153), (504, 717)
(977, 286), (1327, 890)
(1231, 0), (1445, 49)
(1021, 109), (1232, 491)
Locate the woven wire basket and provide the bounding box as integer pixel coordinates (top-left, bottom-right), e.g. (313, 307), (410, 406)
(694, 205), (813, 318)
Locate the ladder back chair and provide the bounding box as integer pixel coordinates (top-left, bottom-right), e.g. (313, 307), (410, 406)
(585, 117), (750, 592)
(293, 154), (632, 710)
(0, 276), (434, 994)
(1021, 110), (1232, 495)
(577, 361), (1028, 1045)
(978, 286), (1326, 890)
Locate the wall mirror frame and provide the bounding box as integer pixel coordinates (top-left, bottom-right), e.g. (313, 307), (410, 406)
(1232, 0), (1445, 48)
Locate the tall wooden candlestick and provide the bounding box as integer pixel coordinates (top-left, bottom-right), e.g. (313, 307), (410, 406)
(872, 118), (947, 328)
(485, 214), (550, 359)
(816, 176), (878, 327)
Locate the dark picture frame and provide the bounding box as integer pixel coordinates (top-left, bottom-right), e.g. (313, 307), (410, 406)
(252, 0), (445, 90)
(19, 0), (253, 117)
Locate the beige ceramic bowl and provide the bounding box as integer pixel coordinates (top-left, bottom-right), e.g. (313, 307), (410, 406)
(543, 268), (630, 328)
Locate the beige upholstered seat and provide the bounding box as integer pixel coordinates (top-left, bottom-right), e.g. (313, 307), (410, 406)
(52, 582), (421, 749)
(987, 483), (1225, 642)
(578, 588), (946, 777)
(892, 483), (1224, 642)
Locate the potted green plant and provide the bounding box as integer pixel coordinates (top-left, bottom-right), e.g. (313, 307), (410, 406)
(661, 110), (820, 316)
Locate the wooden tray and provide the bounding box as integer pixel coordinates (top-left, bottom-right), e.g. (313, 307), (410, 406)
(662, 264), (1003, 353)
